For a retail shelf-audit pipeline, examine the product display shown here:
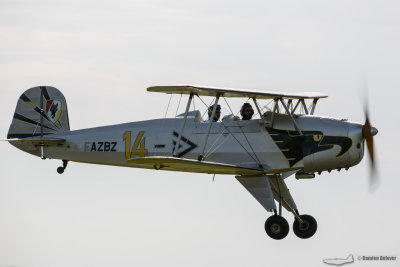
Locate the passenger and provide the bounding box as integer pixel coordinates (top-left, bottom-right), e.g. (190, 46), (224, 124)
(240, 103), (254, 120)
(206, 104), (221, 122)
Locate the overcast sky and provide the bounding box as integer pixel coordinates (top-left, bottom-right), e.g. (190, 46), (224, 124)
(1, 1), (399, 266)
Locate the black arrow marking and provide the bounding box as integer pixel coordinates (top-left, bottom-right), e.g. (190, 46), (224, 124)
(172, 131), (198, 158)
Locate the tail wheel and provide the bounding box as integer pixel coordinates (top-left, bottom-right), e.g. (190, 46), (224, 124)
(57, 160), (68, 174)
(293, 214), (317, 239)
(265, 215), (289, 240)
(57, 167), (64, 174)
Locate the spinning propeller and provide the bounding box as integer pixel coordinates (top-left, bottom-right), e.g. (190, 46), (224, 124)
(360, 85), (379, 191)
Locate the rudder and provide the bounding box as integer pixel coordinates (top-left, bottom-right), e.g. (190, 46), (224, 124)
(8, 86), (70, 139)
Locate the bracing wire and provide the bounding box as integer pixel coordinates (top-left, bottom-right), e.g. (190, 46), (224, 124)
(192, 95), (261, 167)
(192, 95), (196, 114)
(205, 96), (263, 167)
(196, 94), (209, 108)
(264, 99), (274, 111)
(185, 95), (200, 142)
(165, 94), (172, 118)
(175, 93), (182, 117)
(159, 94), (173, 157)
(203, 97), (233, 157)
(197, 96), (217, 120)
(205, 134), (228, 156)
(210, 122), (259, 163)
(239, 126), (263, 167)
(222, 96), (235, 115)
(226, 96), (263, 167)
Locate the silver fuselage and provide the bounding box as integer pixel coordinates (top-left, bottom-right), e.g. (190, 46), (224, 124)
(11, 112), (365, 174)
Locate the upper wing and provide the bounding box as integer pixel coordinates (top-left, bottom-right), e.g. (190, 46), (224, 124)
(127, 156), (301, 175)
(147, 85), (328, 100)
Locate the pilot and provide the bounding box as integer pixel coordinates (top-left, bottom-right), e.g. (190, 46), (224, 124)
(207, 104), (221, 122)
(240, 103), (254, 120)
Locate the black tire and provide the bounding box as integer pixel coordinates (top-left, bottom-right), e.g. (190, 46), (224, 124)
(293, 214), (317, 239)
(57, 167), (64, 174)
(265, 215), (289, 240)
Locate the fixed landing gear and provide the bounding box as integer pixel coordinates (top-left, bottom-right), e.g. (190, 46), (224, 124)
(265, 215), (289, 240)
(264, 213), (317, 240)
(57, 160), (68, 174)
(292, 214), (317, 239)
(257, 174), (318, 240)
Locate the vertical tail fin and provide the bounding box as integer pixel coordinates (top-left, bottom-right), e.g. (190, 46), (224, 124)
(8, 86), (70, 139)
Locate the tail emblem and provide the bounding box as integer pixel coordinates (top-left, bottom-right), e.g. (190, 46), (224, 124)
(46, 100), (62, 124)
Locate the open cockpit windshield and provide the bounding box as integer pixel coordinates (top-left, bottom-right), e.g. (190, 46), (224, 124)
(176, 110), (204, 123)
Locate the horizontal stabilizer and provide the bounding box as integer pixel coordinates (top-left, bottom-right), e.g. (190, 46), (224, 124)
(6, 138), (66, 146)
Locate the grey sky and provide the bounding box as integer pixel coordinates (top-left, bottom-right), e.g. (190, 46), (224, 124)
(1, 1), (399, 266)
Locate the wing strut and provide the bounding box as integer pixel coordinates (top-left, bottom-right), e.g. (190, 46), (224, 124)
(271, 99), (279, 127)
(252, 97), (303, 135)
(310, 98), (318, 115)
(300, 99), (309, 114)
(279, 98), (303, 135)
(198, 93), (221, 161)
(252, 97), (267, 123)
(173, 93), (194, 157)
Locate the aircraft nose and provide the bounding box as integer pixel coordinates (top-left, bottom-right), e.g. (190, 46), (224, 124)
(371, 127), (378, 136)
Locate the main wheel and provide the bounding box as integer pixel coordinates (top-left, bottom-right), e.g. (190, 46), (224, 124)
(265, 215), (289, 240)
(293, 214), (317, 239)
(57, 167), (64, 174)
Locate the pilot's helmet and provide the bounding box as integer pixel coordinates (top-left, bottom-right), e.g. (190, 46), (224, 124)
(240, 103), (254, 119)
(208, 104), (221, 118)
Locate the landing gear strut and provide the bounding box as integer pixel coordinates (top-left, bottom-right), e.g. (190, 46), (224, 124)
(57, 160), (68, 174)
(264, 181), (317, 240)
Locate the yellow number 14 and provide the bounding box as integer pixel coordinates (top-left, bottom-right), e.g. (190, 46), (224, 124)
(123, 131), (148, 160)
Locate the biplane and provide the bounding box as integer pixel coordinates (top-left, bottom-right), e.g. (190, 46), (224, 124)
(7, 85), (378, 240)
